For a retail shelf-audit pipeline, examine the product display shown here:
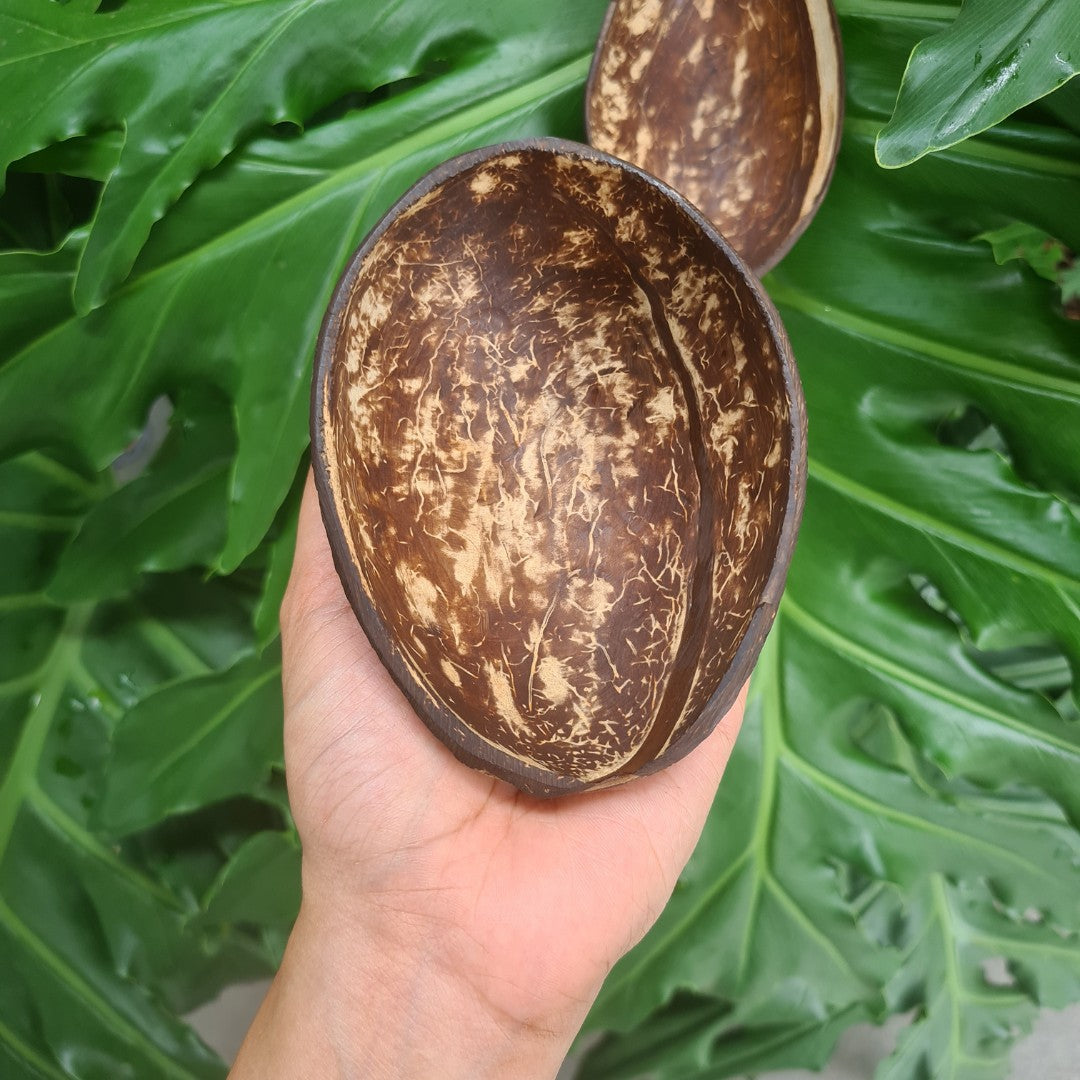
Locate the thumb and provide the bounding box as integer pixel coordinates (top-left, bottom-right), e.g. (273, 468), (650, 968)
(279, 472), (405, 730)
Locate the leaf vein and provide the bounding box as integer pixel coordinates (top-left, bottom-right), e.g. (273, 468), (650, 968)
(783, 595), (1080, 759)
(145, 663), (281, 784)
(806, 458), (1080, 594)
(0, 897), (198, 1079)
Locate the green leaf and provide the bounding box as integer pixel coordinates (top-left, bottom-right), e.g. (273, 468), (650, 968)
(978, 222), (1068, 281)
(875, 0), (1080, 166)
(585, 639), (886, 1040)
(0, 0), (532, 310)
(1037, 74), (1080, 137)
(196, 830), (300, 942)
(0, 8), (610, 1072)
(3, 1), (1080, 1077)
(0, 236), (80, 358)
(12, 132), (122, 185)
(580, 994), (874, 1079)
(253, 468), (303, 649)
(98, 649), (284, 836)
(0, 0), (604, 313)
(978, 221), (1080, 309)
(875, 876), (1080, 1080)
(1062, 265), (1080, 304)
(0, 0), (608, 571)
(48, 388), (235, 603)
(583, 9), (1080, 1076)
(0, 452), (267, 1079)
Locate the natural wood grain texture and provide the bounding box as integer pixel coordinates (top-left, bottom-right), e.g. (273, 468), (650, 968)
(312, 140), (804, 796)
(587, 0), (843, 274)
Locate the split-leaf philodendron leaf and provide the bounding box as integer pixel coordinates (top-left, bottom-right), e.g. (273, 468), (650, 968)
(1, 1), (1078, 1078)
(872, 0), (1080, 167)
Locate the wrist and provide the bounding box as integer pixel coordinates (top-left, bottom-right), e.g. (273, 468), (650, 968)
(233, 868), (590, 1080)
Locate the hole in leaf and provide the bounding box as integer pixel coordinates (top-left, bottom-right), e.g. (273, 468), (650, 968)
(829, 857), (877, 906)
(282, 29), (492, 134)
(111, 395), (173, 485)
(908, 572), (1077, 724)
(54, 754), (86, 779)
(972, 641), (1077, 724)
(981, 956), (1017, 988)
(118, 797), (287, 895)
(0, 170), (102, 252)
(829, 863), (906, 948)
(975, 642), (1073, 694)
(907, 572), (964, 630)
(935, 404), (1010, 456)
(269, 120), (303, 138)
(299, 75), (430, 131)
(293, 91), (370, 132)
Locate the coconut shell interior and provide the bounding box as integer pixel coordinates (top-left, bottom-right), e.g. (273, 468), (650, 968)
(313, 142), (804, 796)
(587, 0), (843, 274)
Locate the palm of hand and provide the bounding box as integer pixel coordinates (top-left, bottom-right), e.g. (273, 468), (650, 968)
(281, 477), (743, 1029)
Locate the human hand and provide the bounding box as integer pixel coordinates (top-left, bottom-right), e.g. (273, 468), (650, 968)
(232, 474), (744, 1079)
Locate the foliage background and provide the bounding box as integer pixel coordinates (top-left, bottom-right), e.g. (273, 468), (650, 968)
(0, 1), (1078, 1077)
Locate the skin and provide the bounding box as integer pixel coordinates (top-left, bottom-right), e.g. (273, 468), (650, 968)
(231, 474), (745, 1079)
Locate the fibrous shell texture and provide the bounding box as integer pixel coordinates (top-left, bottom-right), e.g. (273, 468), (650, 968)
(587, 0), (843, 274)
(312, 140), (805, 797)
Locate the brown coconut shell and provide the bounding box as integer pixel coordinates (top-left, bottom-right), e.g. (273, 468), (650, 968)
(586, 0), (844, 274)
(312, 140), (805, 797)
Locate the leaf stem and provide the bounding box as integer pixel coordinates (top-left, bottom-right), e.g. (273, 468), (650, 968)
(0, 896), (199, 1080)
(929, 874), (964, 1069)
(768, 277), (1080, 400)
(26, 783), (182, 911)
(0, 604), (92, 865)
(0, 1014), (71, 1080)
(804, 459), (1080, 594)
(832, 0), (958, 19)
(782, 595), (1080, 758)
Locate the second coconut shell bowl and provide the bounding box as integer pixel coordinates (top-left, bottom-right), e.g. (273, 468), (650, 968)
(587, 0), (843, 275)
